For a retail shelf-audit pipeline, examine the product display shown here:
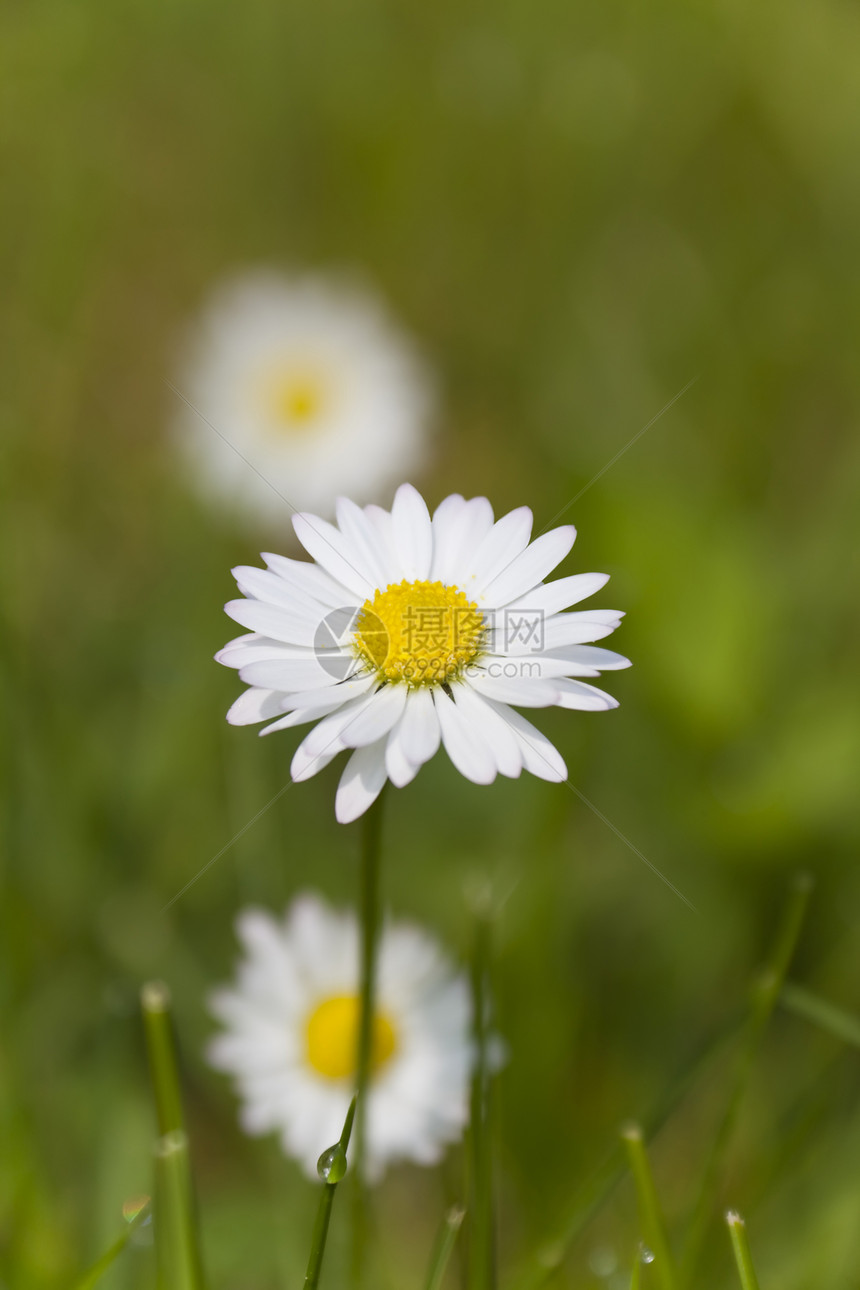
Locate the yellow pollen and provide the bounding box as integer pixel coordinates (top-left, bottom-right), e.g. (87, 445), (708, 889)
(354, 579), (485, 686)
(305, 995), (397, 1081)
(261, 367), (327, 430)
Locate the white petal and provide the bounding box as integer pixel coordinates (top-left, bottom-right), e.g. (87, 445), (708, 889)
(270, 674), (376, 713)
(462, 506), (533, 598)
(451, 684), (522, 777)
(385, 727), (420, 788)
(554, 678), (619, 710)
(479, 653), (598, 680)
(335, 497), (396, 590)
(398, 686), (441, 766)
(339, 683), (408, 748)
(226, 688), (285, 725)
(292, 513), (375, 599)
(291, 692), (379, 767)
(291, 731), (345, 782)
(544, 645), (631, 671)
(239, 655), (349, 692)
(428, 493), (465, 579)
(430, 495), (494, 584)
(224, 599), (319, 646)
(362, 505), (399, 583)
(504, 572), (610, 615)
(499, 612), (623, 654)
(262, 553), (353, 608)
(260, 705), (339, 735)
(482, 700), (568, 781)
(481, 526), (576, 607)
(467, 672), (561, 707)
(216, 633), (307, 669)
(230, 565), (322, 613)
(434, 688), (497, 785)
(335, 740), (389, 823)
(391, 483), (433, 581)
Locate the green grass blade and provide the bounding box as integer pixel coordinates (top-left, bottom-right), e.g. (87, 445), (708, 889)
(423, 1204), (466, 1290)
(621, 1124), (677, 1290)
(155, 1131), (205, 1290)
(681, 873), (812, 1282)
(726, 1211), (761, 1290)
(467, 891), (495, 1290)
(304, 1095), (357, 1290)
(142, 981), (185, 1136)
(73, 1198), (151, 1290)
(780, 983), (860, 1048)
(512, 1007), (744, 1290)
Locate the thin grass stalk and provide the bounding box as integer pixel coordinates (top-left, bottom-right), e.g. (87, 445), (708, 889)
(142, 983), (205, 1289)
(141, 982), (184, 1136)
(423, 1204), (466, 1290)
(304, 1097), (357, 1290)
(621, 1125), (677, 1290)
(780, 982), (860, 1048)
(73, 1199), (151, 1290)
(154, 1131), (204, 1290)
(468, 898), (495, 1290)
(513, 1004), (746, 1290)
(351, 788), (386, 1286)
(726, 1211), (761, 1290)
(681, 872), (812, 1283)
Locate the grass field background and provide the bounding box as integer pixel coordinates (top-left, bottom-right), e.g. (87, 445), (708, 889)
(2, 1), (860, 1286)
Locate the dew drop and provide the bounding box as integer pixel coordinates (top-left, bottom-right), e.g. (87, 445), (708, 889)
(639, 1244), (655, 1265)
(317, 1143), (348, 1183)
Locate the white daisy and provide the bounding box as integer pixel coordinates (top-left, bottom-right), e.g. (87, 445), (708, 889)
(207, 893), (472, 1181)
(175, 271), (433, 522)
(217, 483), (630, 823)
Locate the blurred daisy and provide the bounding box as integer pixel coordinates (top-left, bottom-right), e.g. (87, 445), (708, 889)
(175, 271), (433, 522)
(217, 483), (630, 822)
(207, 893), (472, 1181)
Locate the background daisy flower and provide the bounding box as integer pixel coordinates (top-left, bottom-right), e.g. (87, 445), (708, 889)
(174, 271), (433, 522)
(218, 482), (630, 822)
(207, 893), (472, 1181)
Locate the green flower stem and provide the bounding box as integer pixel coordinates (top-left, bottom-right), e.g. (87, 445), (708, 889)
(780, 982), (860, 1048)
(304, 1097), (357, 1290)
(468, 896), (495, 1290)
(681, 872), (813, 1284)
(351, 788), (386, 1285)
(73, 1199), (151, 1290)
(423, 1204), (466, 1290)
(621, 1125), (677, 1290)
(154, 1131), (205, 1290)
(141, 982), (184, 1136)
(726, 1211), (761, 1290)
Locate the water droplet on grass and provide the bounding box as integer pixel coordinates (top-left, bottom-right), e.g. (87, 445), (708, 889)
(317, 1143), (348, 1183)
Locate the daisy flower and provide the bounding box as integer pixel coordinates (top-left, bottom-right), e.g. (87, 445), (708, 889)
(174, 271), (433, 522)
(217, 483), (630, 823)
(207, 893), (472, 1181)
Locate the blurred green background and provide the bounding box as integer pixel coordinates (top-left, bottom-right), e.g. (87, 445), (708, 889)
(2, 0), (860, 1286)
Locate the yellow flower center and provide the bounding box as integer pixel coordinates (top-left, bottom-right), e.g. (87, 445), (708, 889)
(305, 995), (397, 1081)
(261, 366), (327, 431)
(354, 579), (485, 686)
